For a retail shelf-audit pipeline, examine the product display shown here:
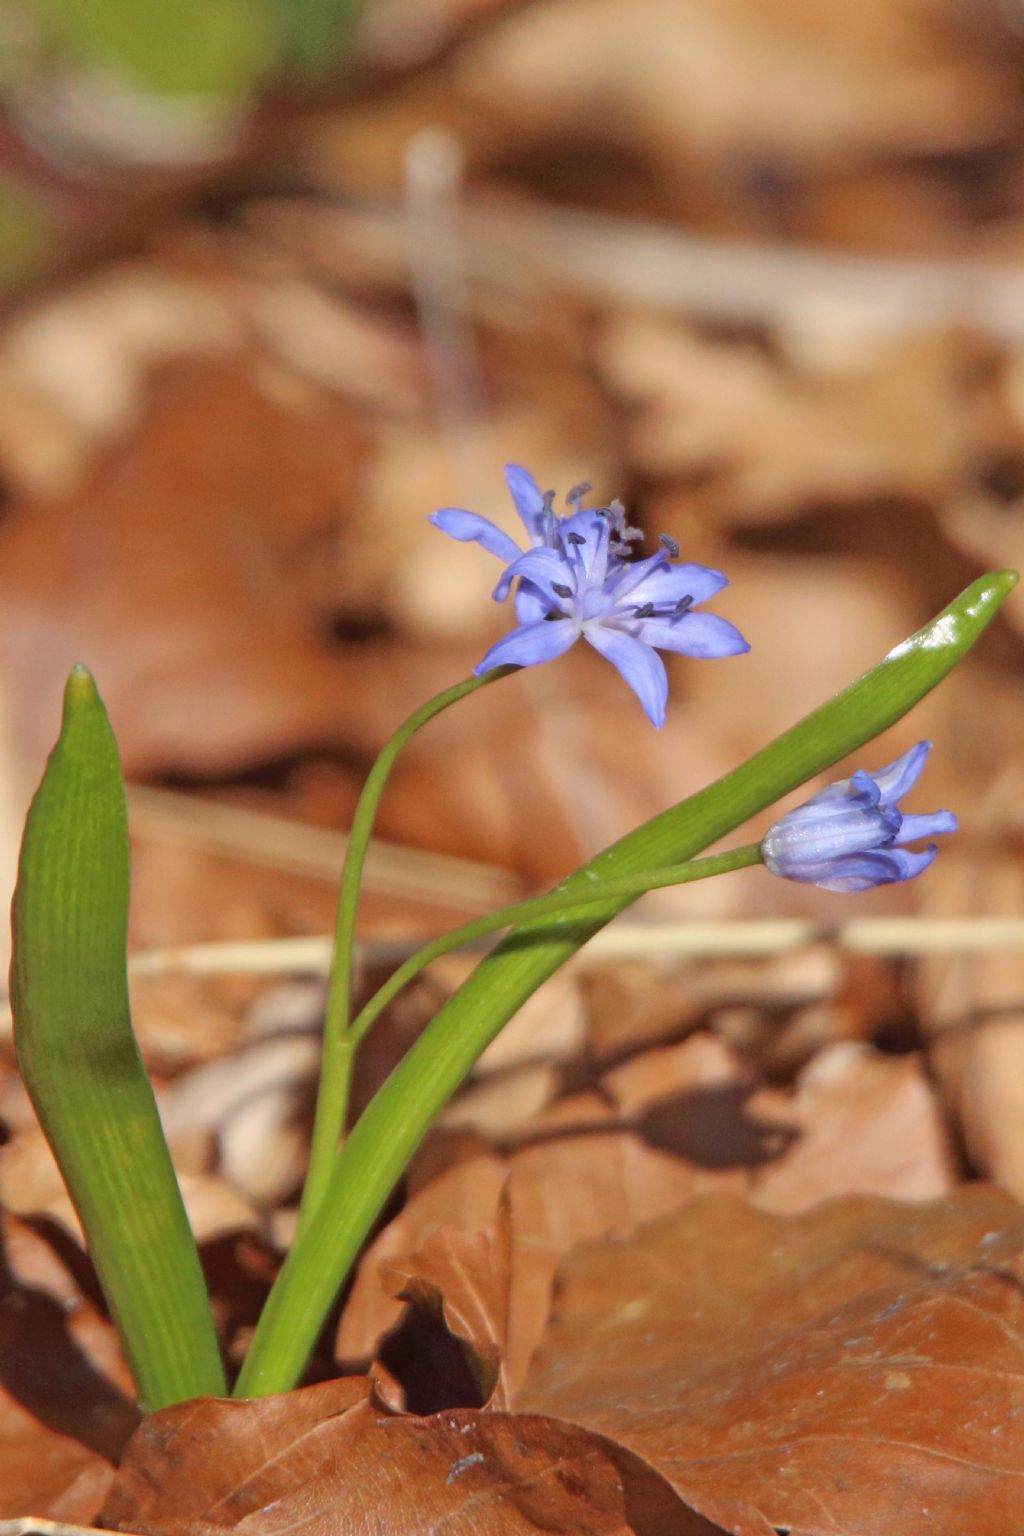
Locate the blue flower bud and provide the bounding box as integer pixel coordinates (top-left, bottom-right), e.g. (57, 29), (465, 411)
(761, 742), (957, 892)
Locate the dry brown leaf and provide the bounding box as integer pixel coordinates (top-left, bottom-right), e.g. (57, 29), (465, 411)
(454, 0), (1013, 210)
(339, 1082), (746, 1395)
(336, 1136), (509, 1369)
(0, 360), (364, 777)
(100, 1378), (727, 1536)
(751, 1043), (958, 1213)
(439, 1063), (565, 1141)
(600, 1033), (957, 1211)
(918, 846), (1024, 1199)
(0, 266), (240, 500)
(596, 316), (966, 523)
(0, 1120), (260, 1248)
(382, 1202), (514, 1406)
(0, 1216), (136, 1520)
(238, 277), (425, 417)
(519, 1186), (1024, 1536)
(584, 948), (843, 1064)
(159, 1031), (321, 1209)
(599, 1034), (790, 1175)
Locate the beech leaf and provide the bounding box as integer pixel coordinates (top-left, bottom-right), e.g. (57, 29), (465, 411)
(519, 1186), (1024, 1536)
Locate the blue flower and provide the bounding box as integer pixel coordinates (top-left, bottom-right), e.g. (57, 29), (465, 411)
(761, 742), (957, 892)
(430, 464), (749, 727)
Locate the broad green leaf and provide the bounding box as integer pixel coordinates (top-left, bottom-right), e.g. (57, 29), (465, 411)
(10, 667), (226, 1410)
(237, 568), (1017, 1396)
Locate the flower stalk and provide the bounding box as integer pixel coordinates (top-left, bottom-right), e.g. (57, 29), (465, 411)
(348, 842), (765, 1046)
(298, 667), (513, 1232)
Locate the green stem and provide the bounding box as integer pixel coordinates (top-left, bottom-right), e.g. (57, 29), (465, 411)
(234, 570), (1016, 1399)
(349, 843), (764, 1047)
(298, 668), (510, 1232)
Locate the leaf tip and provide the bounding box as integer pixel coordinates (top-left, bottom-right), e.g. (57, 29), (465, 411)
(63, 663), (99, 715)
(963, 568), (1019, 624)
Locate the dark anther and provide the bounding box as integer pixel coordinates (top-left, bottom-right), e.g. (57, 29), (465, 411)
(567, 531), (586, 545)
(660, 534), (680, 558)
(552, 582), (573, 598)
(634, 601), (656, 618)
(675, 594), (694, 614)
(566, 481), (592, 505)
(543, 489), (557, 512)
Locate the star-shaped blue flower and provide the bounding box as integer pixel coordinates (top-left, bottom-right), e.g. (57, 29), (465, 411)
(761, 741), (957, 891)
(431, 464), (749, 726)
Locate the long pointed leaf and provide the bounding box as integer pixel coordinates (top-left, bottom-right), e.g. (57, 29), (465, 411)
(10, 667), (226, 1410)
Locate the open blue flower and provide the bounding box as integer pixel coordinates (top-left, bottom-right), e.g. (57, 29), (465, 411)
(761, 742), (957, 892)
(430, 464), (748, 726)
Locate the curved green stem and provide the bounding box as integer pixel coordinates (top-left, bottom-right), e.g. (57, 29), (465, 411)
(298, 668), (511, 1231)
(235, 570), (1016, 1399)
(349, 843), (763, 1047)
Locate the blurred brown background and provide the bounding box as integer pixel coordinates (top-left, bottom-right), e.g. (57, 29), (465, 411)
(2, 0), (1024, 1191)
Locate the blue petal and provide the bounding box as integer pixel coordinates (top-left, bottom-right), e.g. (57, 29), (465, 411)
(847, 770), (883, 809)
(504, 464), (551, 543)
(895, 810), (957, 845)
(623, 562), (729, 609)
(475, 618), (577, 674)
(584, 626), (668, 727)
(429, 508), (521, 564)
(870, 741), (932, 805)
(515, 582), (552, 624)
(605, 551), (669, 603)
(762, 802), (898, 869)
(493, 547), (575, 603)
(817, 844), (937, 893)
(560, 509), (613, 584)
(637, 612), (750, 659)
(811, 770), (884, 810)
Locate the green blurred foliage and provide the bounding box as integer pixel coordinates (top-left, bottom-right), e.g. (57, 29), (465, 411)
(26, 0), (359, 100)
(0, 0), (360, 294)
(0, 177), (52, 287)
(267, 0), (360, 77)
(32, 0), (280, 102)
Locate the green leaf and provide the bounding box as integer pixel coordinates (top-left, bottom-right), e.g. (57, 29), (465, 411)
(0, 176), (52, 295)
(236, 568), (1017, 1397)
(34, 0), (279, 102)
(10, 667), (226, 1410)
(265, 0), (361, 76)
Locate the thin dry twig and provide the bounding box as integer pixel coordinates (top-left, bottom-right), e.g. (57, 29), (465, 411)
(247, 191), (1024, 341)
(114, 916), (1024, 981)
(127, 785), (522, 911)
(0, 1524), (142, 1536)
